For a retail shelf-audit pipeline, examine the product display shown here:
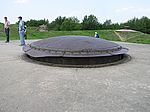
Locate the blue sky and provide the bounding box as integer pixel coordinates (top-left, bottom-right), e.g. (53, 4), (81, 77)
(0, 0), (150, 24)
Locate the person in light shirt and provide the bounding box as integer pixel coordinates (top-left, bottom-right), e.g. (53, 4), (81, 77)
(4, 17), (10, 43)
(18, 16), (25, 46)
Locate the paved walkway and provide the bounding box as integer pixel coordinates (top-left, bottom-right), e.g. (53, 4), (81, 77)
(0, 40), (150, 112)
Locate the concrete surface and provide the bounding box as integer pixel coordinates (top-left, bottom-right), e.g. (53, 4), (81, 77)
(0, 40), (150, 112)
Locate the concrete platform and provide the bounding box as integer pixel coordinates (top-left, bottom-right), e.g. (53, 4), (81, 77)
(0, 40), (150, 112)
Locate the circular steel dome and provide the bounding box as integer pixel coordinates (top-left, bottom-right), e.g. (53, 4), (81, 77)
(23, 36), (129, 67)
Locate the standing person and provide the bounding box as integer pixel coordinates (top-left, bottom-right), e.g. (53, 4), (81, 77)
(18, 16), (25, 46)
(24, 23), (27, 39)
(94, 32), (100, 38)
(4, 17), (10, 43)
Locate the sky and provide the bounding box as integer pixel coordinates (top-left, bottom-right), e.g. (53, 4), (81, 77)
(0, 0), (150, 24)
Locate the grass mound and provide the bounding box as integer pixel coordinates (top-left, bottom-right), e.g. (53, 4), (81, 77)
(0, 24), (150, 44)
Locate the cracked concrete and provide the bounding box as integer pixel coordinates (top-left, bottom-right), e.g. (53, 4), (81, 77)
(0, 40), (150, 112)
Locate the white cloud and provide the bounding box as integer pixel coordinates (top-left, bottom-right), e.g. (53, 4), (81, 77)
(115, 6), (150, 13)
(133, 8), (150, 13)
(115, 6), (134, 13)
(14, 0), (30, 4)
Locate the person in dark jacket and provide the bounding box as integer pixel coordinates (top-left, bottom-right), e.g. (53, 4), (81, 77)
(94, 32), (100, 38)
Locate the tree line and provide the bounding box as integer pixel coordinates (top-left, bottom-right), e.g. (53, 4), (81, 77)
(25, 15), (150, 34)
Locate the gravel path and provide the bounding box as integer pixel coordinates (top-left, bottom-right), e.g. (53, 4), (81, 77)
(0, 40), (150, 112)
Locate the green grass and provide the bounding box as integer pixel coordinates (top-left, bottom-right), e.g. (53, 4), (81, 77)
(115, 31), (150, 44)
(0, 23), (150, 44)
(127, 33), (150, 44)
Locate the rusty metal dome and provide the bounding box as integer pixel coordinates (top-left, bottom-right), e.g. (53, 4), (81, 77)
(23, 36), (129, 67)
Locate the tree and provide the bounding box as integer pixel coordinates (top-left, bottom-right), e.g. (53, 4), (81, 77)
(81, 15), (99, 30)
(123, 16), (150, 34)
(102, 19), (112, 29)
(60, 17), (81, 31)
(26, 19), (49, 27)
(48, 16), (66, 31)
